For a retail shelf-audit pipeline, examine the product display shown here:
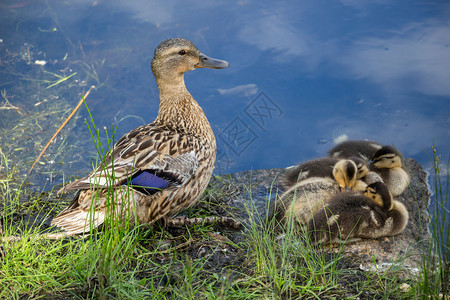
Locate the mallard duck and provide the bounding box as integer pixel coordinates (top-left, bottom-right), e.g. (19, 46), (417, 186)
(308, 181), (409, 244)
(283, 157), (369, 189)
(51, 38), (229, 234)
(370, 146), (410, 196)
(270, 159), (362, 230)
(328, 140), (382, 161)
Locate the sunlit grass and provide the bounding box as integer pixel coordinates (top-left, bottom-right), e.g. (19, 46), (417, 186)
(1, 106), (449, 298)
(415, 145), (450, 298)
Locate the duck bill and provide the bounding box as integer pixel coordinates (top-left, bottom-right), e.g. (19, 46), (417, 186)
(195, 53), (229, 69)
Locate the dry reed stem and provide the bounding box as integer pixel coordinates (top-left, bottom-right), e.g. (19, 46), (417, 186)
(28, 86), (95, 174)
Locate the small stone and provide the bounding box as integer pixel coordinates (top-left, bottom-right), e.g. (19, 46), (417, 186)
(399, 283), (411, 293)
(34, 60), (47, 66)
(158, 240), (173, 251)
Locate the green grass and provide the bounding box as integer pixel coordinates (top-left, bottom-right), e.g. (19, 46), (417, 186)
(1, 108), (449, 298)
(415, 145), (450, 298)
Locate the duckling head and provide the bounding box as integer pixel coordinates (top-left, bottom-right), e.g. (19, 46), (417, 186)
(364, 181), (393, 210)
(349, 156), (370, 179)
(371, 146), (403, 169)
(151, 38), (229, 88)
(332, 159), (357, 190)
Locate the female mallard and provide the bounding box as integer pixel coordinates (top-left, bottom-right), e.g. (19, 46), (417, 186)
(51, 38), (229, 234)
(308, 181), (409, 244)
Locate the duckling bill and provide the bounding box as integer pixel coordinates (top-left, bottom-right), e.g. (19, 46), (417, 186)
(51, 38), (229, 234)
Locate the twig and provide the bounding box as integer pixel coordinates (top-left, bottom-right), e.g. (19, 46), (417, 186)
(0, 89), (22, 115)
(28, 86), (95, 174)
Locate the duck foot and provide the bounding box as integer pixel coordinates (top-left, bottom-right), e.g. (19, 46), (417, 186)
(167, 216), (243, 230)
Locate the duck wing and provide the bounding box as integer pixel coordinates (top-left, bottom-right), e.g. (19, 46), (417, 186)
(58, 123), (198, 194)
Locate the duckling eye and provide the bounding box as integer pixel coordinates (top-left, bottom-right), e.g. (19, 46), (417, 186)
(179, 50), (187, 55)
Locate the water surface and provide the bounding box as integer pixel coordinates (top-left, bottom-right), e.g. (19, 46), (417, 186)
(0, 0), (448, 191)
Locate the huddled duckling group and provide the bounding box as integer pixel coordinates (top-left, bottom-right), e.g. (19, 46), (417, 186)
(270, 140), (410, 244)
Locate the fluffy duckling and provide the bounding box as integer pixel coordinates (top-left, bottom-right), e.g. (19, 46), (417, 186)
(328, 140), (409, 195)
(308, 182), (409, 244)
(270, 159), (361, 230)
(51, 38), (229, 234)
(283, 157), (369, 190)
(328, 140), (382, 161)
(370, 146), (410, 196)
(350, 156), (385, 191)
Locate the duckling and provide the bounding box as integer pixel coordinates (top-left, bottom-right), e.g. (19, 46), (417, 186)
(328, 141), (409, 195)
(51, 38), (229, 234)
(283, 157), (369, 190)
(283, 157), (339, 188)
(308, 181), (409, 244)
(350, 156), (385, 191)
(370, 146), (410, 196)
(270, 159), (361, 231)
(328, 140), (382, 161)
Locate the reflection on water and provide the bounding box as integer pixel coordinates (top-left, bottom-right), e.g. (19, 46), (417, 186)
(0, 0), (449, 193)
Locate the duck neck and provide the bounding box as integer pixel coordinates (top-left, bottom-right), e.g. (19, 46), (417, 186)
(383, 193), (394, 211)
(155, 73), (189, 98)
(154, 74), (214, 138)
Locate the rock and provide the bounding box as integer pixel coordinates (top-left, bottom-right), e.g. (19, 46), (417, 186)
(207, 158), (431, 277)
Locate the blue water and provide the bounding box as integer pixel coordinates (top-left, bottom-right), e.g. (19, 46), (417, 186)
(0, 0), (448, 189)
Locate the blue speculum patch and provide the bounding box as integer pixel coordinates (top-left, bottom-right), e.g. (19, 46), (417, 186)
(126, 171), (169, 195)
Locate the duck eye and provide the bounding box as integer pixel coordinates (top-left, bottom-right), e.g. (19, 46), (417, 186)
(179, 50), (186, 55)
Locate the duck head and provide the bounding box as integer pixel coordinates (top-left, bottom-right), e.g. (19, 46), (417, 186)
(332, 159), (357, 191)
(371, 146), (403, 169)
(151, 38), (229, 87)
(364, 181), (393, 210)
(349, 156), (370, 179)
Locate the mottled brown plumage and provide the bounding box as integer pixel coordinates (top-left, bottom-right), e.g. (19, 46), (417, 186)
(52, 38), (229, 234)
(308, 182), (409, 244)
